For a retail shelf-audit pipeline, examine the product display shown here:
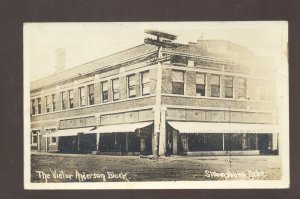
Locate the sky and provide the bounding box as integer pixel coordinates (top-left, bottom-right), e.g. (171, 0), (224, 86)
(24, 22), (288, 81)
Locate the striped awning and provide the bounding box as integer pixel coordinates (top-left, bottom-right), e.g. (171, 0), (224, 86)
(85, 122), (153, 134)
(43, 127), (95, 137)
(168, 122), (277, 134)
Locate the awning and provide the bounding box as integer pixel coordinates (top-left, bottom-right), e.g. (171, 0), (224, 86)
(43, 127), (95, 137)
(85, 122), (153, 134)
(168, 122), (277, 134)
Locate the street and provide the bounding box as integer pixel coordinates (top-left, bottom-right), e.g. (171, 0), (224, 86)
(31, 153), (281, 183)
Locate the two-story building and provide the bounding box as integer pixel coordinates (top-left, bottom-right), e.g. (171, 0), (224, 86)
(30, 32), (279, 156)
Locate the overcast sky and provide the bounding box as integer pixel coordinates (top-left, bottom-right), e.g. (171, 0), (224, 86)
(24, 22), (287, 81)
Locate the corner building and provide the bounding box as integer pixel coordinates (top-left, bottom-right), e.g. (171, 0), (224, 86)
(30, 39), (279, 156)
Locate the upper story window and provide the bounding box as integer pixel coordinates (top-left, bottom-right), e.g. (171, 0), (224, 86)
(61, 92), (67, 110)
(88, 84), (94, 105)
(101, 81), (108, 102)
(45, 95), (50, 113)
(238, 77), (247, 99)
(68, 90), (74, 109)
(79, 87), (86, 106)
(51, 94), (56, 112)
(112, 78), (119, 101)
(172, 70), (185, 95)
(127, 74), (136, 98)
(257, 80), (266, 101)
(196, 73), (206, 96)
(141, 71), (150, 96)
(211, 74), (220, 97)
(37, 98), (42, 114)
(31, 99), (36, 115)
(224, 76), (233, 98)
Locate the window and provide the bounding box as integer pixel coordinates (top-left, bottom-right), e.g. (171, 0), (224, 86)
(31, 130), (38, 146)
(61, 92), (67, 110)
(172, 70), (184, 95)
(87, 84), (94, 105)
(51, 94), (56, 112)
(79, 87), (86, 106)
(196, 73), (206, 96)
(68, 90), (74, 108)
(112, 78), (119, 101)
(211, 75), (220, 97)
(37, 98), (41, 114)
(127, 74), (136, 98)
(257, 80), (266, 101)
(31, 99), (35, 115)
(141, 71), (150, 96)
(45, 96), (50, 113)
(238, 77), (247, 99)
(224, 76), (233, 98)
(101, 81), (108, 102)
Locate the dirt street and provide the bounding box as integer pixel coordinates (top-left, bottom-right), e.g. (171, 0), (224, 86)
(31, 153), (281, 183)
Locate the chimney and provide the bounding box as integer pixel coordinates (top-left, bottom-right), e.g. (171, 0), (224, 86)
(55, 48), (66, 72)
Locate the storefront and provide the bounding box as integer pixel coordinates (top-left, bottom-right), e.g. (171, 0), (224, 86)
(167, 121), (278, 156)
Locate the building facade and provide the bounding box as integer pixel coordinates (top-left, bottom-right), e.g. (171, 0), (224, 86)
(30, 37), (279, 156)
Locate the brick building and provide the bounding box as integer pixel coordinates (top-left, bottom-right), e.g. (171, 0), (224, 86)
(30, 34), (279, 156)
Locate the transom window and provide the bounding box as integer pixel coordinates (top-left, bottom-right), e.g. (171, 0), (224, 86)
(127, 74), (136, 98)
(112, 78), (119, 101)
(196, 73), (206, 96)
(224, 76), (233, 98)
(141, 71), (150, 96)
(101, 81), (108, 102)
(211, 74), (220, 97)
(172, 70), (184, 95)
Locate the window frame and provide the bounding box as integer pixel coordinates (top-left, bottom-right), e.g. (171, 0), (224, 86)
(210, 74), (220, 97)
(112, 78), (120, 101)
(31, 130), (38, 146)
(87, 84), (94, 105)
(238, 77), (247, 99)
(101, 81), (109, 103)
(61, 91), (67, 110)
(45, 95), (51, 113)
(68, 89), (74, 109)
(172, 70), (185, 95)
(196, 72), (206, 96)
(79, 87), (86, 107)
(224, 76), (233, 98)
(37, 98), (42, 114)
(127, 74), (136, 98)
(141, 70), (150, 96)
(31, 99), (36, 115)
(51, 94), (56, 112)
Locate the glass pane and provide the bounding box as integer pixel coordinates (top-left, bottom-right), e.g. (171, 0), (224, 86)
(225, 87), (233, 98)
(172, 82), (184, 95)
(211, 85), (220, 97)
(172, 70), (184, 82)
(196, 73), (205, 84)
(224, 76), (233, 87)
(142, 71), (150, 83)
(196, 84), (205, 96)
(211, 75), (220, 85)
(102, 82), (108, 91)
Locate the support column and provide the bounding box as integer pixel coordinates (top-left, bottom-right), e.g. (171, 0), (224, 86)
(125, 132), (129, 153)
(172, 129), (178, 155)
(96, 133), (100, 151)
(159, 106), (167, 156)
(222, 133), (225, 151)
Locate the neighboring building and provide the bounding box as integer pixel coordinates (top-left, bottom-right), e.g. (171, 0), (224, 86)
(30, 32), (279, 156)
